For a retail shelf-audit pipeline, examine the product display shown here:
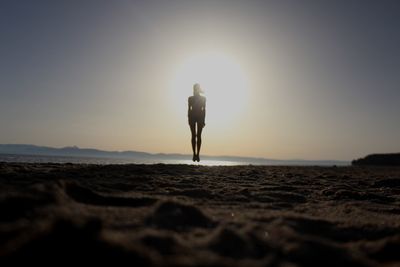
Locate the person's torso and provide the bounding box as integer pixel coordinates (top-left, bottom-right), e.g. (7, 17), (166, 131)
(189, 96), (205, 115)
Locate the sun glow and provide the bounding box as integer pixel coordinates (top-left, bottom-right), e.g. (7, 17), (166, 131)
(170, 52), (249, 129)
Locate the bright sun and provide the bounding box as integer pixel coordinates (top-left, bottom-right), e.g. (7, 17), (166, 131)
(170, 51), (249, 128)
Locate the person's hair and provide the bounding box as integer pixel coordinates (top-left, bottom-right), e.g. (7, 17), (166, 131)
(193, 83), (201, 94)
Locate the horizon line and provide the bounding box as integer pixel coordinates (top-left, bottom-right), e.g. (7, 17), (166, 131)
(0, 143), (350, 163)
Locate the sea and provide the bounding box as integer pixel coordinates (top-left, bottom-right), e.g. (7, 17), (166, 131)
(0, 154), (245, 166)
(0, 153), (349, 166)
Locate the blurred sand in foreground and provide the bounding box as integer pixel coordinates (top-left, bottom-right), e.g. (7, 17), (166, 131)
(1, 163), (400, 266)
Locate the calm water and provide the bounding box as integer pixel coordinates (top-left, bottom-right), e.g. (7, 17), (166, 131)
(0, 154), (245, 166)
(0, 154), (349, 166)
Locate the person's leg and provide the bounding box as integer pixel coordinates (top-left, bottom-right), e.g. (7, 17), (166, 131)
(190, 123), (196, 161)
(196, 123), (203, 161)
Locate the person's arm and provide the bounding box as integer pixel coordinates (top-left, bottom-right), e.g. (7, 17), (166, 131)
(203, 97), (206, 125)
(188, 97), (191, 124)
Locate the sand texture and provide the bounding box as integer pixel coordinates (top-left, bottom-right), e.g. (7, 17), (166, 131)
(1, 163), (400, 266)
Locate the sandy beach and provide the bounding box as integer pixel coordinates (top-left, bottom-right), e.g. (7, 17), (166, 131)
(1, 163), (400, 266)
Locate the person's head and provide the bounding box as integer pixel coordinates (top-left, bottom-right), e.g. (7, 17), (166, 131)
(193, 83), (202, 95)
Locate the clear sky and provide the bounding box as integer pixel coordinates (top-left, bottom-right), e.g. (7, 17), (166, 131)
(1, 0), (400, 161)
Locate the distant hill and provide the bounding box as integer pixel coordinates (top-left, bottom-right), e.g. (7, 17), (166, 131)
(0, 144), (157, 159)
(352, 153), (400, 166)
(0, 144), (349, 166)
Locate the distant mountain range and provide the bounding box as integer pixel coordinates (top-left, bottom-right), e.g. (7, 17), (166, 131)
(0, 144), (349, 166)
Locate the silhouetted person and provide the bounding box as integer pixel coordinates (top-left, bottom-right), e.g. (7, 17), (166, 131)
(188, 83), (206, 162)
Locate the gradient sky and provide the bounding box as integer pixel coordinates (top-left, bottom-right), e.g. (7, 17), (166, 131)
(1, 0), (400, 161)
